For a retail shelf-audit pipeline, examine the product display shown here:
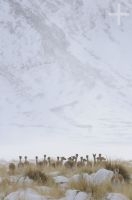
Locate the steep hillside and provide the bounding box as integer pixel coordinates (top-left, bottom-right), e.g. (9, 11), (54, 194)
(0, 0), (132, 158)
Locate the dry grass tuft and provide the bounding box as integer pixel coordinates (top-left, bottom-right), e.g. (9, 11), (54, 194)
(111, 183), (132, 200)
(25, 168), (48, 185)
(0, 166), (8, 177)
(69, 176), (113, 200)
(90, 182), (113, 200)
(49, 185), (65, 199)
(77, 165), (98, 175)
(69, 175), (89, 192)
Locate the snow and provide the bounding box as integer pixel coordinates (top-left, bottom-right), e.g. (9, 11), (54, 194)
(3, 189), (88, 200)
(4, 188), (47, 200)
(3, 189), (129, 200)
(53, 175), (69, 189)
(106, 193), (129, 200)
(53, 176), (69, 184)
(0, 0), (132, 159)
(62, 190), (90, 200)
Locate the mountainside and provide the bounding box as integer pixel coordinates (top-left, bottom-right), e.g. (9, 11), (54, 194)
(0, 0), (132, 158)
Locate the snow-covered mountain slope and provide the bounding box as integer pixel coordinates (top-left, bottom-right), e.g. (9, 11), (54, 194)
(0, 0), (132, 159)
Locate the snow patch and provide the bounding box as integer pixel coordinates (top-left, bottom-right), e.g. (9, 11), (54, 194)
(4, 188), (47, 200)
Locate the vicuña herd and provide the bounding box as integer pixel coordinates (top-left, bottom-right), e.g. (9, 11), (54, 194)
(9, 153), (105, 171)
(8, 153), (125, 184)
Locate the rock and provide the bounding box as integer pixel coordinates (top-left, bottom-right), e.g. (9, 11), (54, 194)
(70, 169), (113, 185)
(92, 169), (113, 184)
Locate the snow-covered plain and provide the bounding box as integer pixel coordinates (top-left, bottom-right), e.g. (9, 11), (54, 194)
(0, 0), (132, 159)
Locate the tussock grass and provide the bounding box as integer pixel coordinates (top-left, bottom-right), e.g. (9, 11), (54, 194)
(58, 166), (76, 177)
(25, 168), (49, 185)
(90, 182), (113, 200)
(77, 165), (99, 174)
(59, 165), (99, 177)
(0, 166), (8, 177)
(69, 174), (132, 200)
(0, 177), (34, 199)
(69, 175), (89, 192)
(112, 183), (132, 200)
(0, 178), (10, 197)
(69, 176), (113, 200)
(48, 185), (65, 199)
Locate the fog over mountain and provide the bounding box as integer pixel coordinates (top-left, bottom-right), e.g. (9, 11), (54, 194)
(0, 0), (132, 159)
